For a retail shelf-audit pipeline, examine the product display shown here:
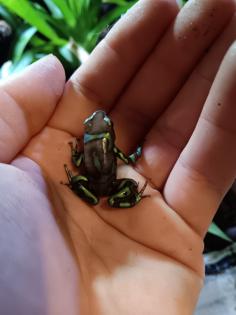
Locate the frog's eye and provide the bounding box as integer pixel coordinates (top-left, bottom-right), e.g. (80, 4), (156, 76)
(84, 118), (89, 125)
(104, 116), (111, 126)
(84, 117), (92, 127)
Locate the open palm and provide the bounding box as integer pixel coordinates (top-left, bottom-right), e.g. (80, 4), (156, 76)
(1, 0), (236, 314)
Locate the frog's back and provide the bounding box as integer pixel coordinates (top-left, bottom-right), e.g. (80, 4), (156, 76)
(84, 139), (117, 196)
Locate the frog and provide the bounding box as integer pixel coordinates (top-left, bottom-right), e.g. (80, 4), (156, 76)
(63, 110), (147, 208)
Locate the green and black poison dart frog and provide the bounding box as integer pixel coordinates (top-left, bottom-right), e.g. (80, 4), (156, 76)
(64, 110), (147, 208)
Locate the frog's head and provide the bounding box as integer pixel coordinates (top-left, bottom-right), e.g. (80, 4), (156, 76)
(84, 110), (114, 135)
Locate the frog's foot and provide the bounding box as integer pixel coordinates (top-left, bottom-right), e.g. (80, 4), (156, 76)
(63, 164), (99, 205)
(108, 178), (148, 208)
(68, 139), (84, 168)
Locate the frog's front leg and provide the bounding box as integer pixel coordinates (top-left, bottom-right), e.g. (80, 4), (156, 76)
(64, 164), (99, 205)
(114, 145), (142, 165)
(69, 138), (84, 168)
(108, 178), (147, 208)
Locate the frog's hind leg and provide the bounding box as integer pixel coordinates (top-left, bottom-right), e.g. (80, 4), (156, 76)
(63, 164), (99, 205)
(108, 178), (148, 208)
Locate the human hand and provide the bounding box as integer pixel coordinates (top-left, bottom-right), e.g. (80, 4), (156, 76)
(1, 0), (236, 314)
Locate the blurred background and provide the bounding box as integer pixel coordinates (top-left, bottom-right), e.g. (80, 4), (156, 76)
(0, 0), (235, 314)
(0, 0), (137, 79)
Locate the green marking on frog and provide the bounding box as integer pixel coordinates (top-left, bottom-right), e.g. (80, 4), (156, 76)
(64, 110), (147, 208)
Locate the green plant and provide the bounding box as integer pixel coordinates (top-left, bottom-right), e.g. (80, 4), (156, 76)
(0, 0), (136, 78)
(209, 222), (232, 242)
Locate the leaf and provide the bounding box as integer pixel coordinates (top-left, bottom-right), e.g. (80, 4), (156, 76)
(91, 1), (134, 33)
(30, 35), (47, 47)
(48, 0), (77, 27)
(0, 60), (12, 79)
(1, 50), (36, 78)
(179, 0), (188, 5)
(59, 44), (78, 64)
(67, 0), (81, 16)
(13, 26), (37, 62)
(0, 5), (18, 28)
(67, 0), (79, 16)
(0, 0), (66, 45)
(43, 0), (63, 18)
(208, 222), (233, 242)
(11, 51), (35, 73)
(85, 3), (134, 50)
(102, 0), (129, 5)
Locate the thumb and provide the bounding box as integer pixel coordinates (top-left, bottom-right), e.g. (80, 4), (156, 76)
(0, 54), (65, 163)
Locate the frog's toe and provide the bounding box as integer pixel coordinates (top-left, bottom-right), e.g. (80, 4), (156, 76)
(108, 196), (136, 208)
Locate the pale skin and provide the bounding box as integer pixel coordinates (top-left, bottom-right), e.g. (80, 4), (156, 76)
(1, 0), (236, 314)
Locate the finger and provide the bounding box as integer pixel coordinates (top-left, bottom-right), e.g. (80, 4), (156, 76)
(110, 0), (236, 151)
(163, 43), (236, 237)
(0, 55), (65, 163)
(49, 0), (179, 134)
(137, 13), (236, 189)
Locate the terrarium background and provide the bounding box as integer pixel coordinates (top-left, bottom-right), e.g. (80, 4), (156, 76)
(0, 0), (136, 78)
